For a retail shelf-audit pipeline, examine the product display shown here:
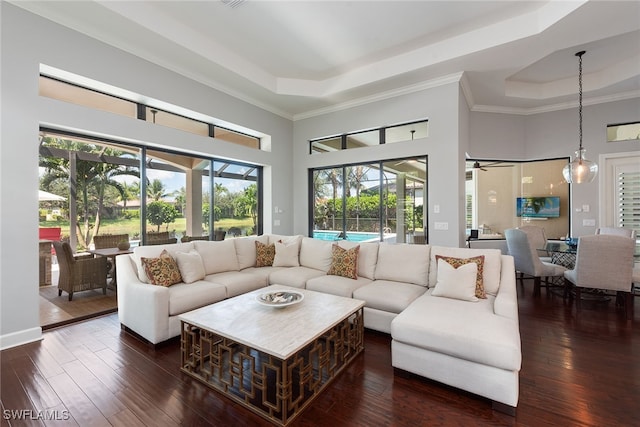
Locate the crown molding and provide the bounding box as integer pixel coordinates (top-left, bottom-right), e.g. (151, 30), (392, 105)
(471, 90), (640, 116)
(293, 73), (463, 121)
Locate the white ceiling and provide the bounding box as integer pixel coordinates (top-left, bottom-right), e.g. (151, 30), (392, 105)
(12, 0), (640, 120)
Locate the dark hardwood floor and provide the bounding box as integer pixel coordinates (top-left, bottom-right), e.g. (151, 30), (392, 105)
(2, 278), (639, 426)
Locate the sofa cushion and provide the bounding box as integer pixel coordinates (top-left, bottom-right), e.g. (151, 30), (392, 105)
(174, 249), (206, 284)
(306, 274), (371, 298)
(268, 266), (325, 288)
(374, 243), (430, 286)
(194, 240), (239, 274)
(241, 266), (285, 282)
(255, 241), (276, 267)
(299, 237), (333, 272)
(391, 291), (521, 371)
(235, 235), (268, 270)
(435, 255), (486, 299)
(337, 241), (378, 279)
(430, 246), (501, 295)
(273, 241), (300, 267)
(268, 234), (303, 246)
(352, 280), (427, 314)
(141, 250), (182, 287)
(204, 271), (267, 298)
(327, 244), (359, 279)
(133, 242), (194, 283)
(167, 281), (227, 316)
(431, 259), (479, 302)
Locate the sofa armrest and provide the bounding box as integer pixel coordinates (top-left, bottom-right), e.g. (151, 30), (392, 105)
(116, 254), (171, 343)
(494, 255), (518, 323)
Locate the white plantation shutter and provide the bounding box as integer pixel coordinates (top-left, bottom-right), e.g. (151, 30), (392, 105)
(617, 169), (640, 236)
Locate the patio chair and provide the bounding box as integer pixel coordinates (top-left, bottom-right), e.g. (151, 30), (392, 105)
(505, 228), (566, 296)
(564, 234), (635, 319)
(93, 233), (130, 249)
(53, 241), (107, 301)
(181, 235), (210, 242)
(146, 231), (178, 245)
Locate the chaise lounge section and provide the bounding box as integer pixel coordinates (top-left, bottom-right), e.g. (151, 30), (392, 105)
(116, 234), (521, 412)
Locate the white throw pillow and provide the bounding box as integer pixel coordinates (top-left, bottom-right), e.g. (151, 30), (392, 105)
(273, 241), (300, 267)
(175, 250), (206, 284)
(432, 259), (479, 302)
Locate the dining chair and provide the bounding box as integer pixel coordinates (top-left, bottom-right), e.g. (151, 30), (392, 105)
(505, 228), (567, 296)
(563, 234), (635, 319)
(595, 227), (636, 238)
(518, 225), (552, 263)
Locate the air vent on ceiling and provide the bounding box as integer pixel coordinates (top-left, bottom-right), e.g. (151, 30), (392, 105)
(221, 0), (246, 8)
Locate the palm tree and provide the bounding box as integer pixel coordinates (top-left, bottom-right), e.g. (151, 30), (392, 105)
(147, 179), (167, 201)
(40, 136), (139, 248)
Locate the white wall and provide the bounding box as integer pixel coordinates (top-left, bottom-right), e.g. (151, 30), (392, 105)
(469, 98), (640, 237)
(292, 82), (464, 247)
(0, 4), (293, 349)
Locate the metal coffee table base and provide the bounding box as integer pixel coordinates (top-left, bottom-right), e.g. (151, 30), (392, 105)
(180, 308), (364, 426)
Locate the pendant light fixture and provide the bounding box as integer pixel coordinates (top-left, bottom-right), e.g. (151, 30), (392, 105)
(562, 51), (598, 184)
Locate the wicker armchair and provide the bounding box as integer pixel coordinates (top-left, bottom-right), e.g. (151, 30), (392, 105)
(93, 233), (130, 249)
(146, 231), (178, 246)
(181, 235), (210, 242)
(53, 241), (107, 301)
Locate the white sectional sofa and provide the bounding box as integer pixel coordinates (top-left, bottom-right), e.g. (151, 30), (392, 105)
(116, 234), (521, 412)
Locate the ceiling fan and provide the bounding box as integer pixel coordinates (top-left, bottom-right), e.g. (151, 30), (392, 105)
(470, 161), (514, 171)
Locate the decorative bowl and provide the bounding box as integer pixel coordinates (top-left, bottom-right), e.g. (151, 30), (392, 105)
(256, 290), (304, 308)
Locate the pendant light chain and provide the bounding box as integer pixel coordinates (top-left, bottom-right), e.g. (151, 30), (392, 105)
(577, 51), (584, 154)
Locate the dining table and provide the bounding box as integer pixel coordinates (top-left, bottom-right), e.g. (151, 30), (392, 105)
(543, 241), (577, 269)
(88, 247), (133, 287)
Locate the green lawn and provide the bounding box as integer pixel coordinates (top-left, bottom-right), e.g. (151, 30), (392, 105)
(39, 217), (255, 241)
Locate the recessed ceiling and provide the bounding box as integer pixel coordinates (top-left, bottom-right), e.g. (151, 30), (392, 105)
(11, 0), (640, 119)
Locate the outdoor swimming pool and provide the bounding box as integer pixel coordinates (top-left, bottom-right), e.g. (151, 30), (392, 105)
(312, 231), (382, 242)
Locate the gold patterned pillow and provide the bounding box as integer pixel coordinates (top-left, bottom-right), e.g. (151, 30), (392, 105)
(255, 241), (276, 267)
(435, 255), (486, 299)
(327, 244), (360, 279)
(141, 249), (182, 287)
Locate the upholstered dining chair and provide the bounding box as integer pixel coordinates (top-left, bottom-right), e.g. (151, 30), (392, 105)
(505, 228), (567, 296)
(53, 241), (107, 301)
(563, 234), (635, 319)
(518, 225), (552, 263)
(596, 227), (636, 238)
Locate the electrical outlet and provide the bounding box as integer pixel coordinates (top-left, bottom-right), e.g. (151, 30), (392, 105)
(583, 219), (596, 227)
(434, 222), (448, 230)
(433, 204), (440, 214)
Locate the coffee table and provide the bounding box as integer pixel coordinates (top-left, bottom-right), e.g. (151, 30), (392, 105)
(179, 285), (365, 426)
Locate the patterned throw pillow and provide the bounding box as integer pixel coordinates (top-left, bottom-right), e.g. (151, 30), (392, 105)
(327, 244), (360, 279)
(435, 255), (486, 299)
(255, 241), (276, 267)
(141, 249), (182, 287)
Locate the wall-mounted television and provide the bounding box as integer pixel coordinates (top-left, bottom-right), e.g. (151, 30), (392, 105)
(516, 196), (560, 218)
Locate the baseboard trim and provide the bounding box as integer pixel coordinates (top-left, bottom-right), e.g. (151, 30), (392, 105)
(0, 327), (43, 350)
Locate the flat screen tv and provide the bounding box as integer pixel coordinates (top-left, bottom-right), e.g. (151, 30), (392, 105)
(516, 196), (560, 218)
